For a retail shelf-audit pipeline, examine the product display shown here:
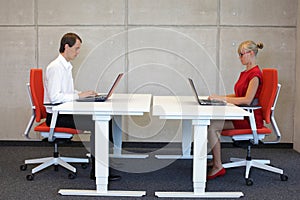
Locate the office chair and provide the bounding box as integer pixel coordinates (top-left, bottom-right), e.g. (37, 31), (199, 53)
(221, 68), (288, 186)
(20, 68), (89, 181)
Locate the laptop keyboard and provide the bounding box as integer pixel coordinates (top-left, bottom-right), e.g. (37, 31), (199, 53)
(94, 95), (106, 101)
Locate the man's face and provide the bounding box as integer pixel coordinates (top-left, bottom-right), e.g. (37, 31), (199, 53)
(65, 39), (81, 61)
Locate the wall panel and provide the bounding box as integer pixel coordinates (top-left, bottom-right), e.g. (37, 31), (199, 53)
(0, 0), (34, 25)
(38, 0), (125, 25)
(221, 0), (297, 26)
(0, 27), (36, 140)
(129, 0), (218, 25)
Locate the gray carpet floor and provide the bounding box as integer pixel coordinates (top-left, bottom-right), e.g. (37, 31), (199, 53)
(1, 144), (299, 200)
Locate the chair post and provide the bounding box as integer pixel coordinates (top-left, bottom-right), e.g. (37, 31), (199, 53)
(246, 145), (252, 161)
(54, 143), (59, 158)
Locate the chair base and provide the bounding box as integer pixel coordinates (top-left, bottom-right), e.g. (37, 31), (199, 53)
(223, 157), (284, 179)
(24, 156), (89, 174)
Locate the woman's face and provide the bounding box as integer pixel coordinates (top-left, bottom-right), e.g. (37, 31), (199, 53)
(239, 48), (252, 65)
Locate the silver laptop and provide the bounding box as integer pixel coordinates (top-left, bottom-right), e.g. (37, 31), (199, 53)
(188, 78), (226, 106)
(76, 73), (124, 102)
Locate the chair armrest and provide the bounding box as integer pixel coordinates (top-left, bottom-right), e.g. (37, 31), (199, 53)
(237, 105), (261, 145)
(238, 105), (262, 110)
(43, 103), (62, 109)
(48, 110), (59, 142)
(44, 103), (62, 106)
(43, 103), (62, 142)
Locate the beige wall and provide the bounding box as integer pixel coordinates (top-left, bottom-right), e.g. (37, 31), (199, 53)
(0, 0), (298, 146)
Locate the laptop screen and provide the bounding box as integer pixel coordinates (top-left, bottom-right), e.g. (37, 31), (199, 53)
(188, 78), (201, 104)
(105, 73), (124, 99)
(188, 78), (226, 106)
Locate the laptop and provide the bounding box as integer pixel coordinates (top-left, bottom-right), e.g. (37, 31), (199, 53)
(76, 73), (124, 102)
(188, 78), (226, 106)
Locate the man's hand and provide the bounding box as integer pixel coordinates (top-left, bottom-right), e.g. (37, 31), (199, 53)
(78, 90), (97, 98)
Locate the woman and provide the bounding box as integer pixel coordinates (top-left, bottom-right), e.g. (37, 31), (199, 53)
(207, 40), (264, 179)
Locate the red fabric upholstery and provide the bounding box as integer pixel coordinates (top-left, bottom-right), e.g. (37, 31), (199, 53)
(34, 122), (80, 134)
(30, 68), (80, 135)
(30, 69), (47, 122)
(221, 68), (278, 137)
(259, 68), (278, 124)
(221, 126), (272, 136)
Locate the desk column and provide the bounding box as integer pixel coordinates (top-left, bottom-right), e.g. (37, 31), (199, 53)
(182, 120), (192, 157)
(93, 115), (111, 193)
(192, 119), (210, 194)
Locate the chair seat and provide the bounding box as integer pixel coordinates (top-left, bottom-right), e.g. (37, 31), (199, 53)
(34, 122), (81, 135)
(221, 126), (272, 136)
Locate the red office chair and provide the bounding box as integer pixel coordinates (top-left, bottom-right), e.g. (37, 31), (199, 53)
(221, 68), (288, 186)
(20, 68), (89, 181)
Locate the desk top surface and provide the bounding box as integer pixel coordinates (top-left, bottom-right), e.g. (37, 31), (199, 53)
(53, 93), (152, 115)
(152, 96), (250, 120)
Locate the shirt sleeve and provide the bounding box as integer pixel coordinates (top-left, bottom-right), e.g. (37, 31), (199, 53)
(248, 69), (262, 83)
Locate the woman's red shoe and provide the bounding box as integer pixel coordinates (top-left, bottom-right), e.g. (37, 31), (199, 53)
(207, 167), (226, 180)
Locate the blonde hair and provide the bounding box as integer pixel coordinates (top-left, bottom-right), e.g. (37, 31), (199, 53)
(238, 40), (264, 56)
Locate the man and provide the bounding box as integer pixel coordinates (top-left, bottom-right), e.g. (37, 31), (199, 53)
(44, 32), (120, 181)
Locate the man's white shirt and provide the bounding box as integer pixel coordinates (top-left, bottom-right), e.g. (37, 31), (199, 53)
(44, 54), (80, 113)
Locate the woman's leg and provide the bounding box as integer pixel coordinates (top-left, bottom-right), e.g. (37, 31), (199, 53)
(207, 120), (234, 177)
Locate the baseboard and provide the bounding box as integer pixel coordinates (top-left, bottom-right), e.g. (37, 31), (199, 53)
(221, 142), (293, 149)
(0, 140), (86, 147)
(0, 140), (293, 149)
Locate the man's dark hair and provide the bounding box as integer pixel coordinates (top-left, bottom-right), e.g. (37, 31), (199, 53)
(59, 33), (82, 53)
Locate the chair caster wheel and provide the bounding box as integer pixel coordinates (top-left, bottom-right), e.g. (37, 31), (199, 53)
(20, 164), (27, 171)
(68, 172), (77, 179)
(81, 163), (88, 169)
(26, 174), (34, 181)
(246, 178), (253, 186)
(280, 174), (288, 181)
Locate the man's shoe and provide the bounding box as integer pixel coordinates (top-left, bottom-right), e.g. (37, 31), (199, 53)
(109, 174), (121, 181)
(90, 170), (95, 180)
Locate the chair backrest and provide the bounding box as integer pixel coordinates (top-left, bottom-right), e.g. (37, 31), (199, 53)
(259, 68), (278, 124)
(30, 69), (47, 122)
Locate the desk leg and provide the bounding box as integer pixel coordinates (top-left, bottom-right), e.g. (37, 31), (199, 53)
(155, 119), (243, 198)
(95, 116), (110, 192)
(182, 119), (193, 158)
(59, 115), (146, 197)
(112, 116), (122, 156)
(192, 119), (209, 194)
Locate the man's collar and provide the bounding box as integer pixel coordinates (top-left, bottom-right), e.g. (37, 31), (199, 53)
(58, 54), (72, 70)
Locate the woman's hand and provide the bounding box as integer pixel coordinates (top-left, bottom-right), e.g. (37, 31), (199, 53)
(208, 94), (226, 101)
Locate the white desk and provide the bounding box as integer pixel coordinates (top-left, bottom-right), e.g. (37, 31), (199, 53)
(50, 94), (151, 197)
(153, 96), (250, 198)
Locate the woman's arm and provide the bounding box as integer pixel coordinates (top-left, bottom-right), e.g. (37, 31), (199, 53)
(210, 77), (259, 105)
